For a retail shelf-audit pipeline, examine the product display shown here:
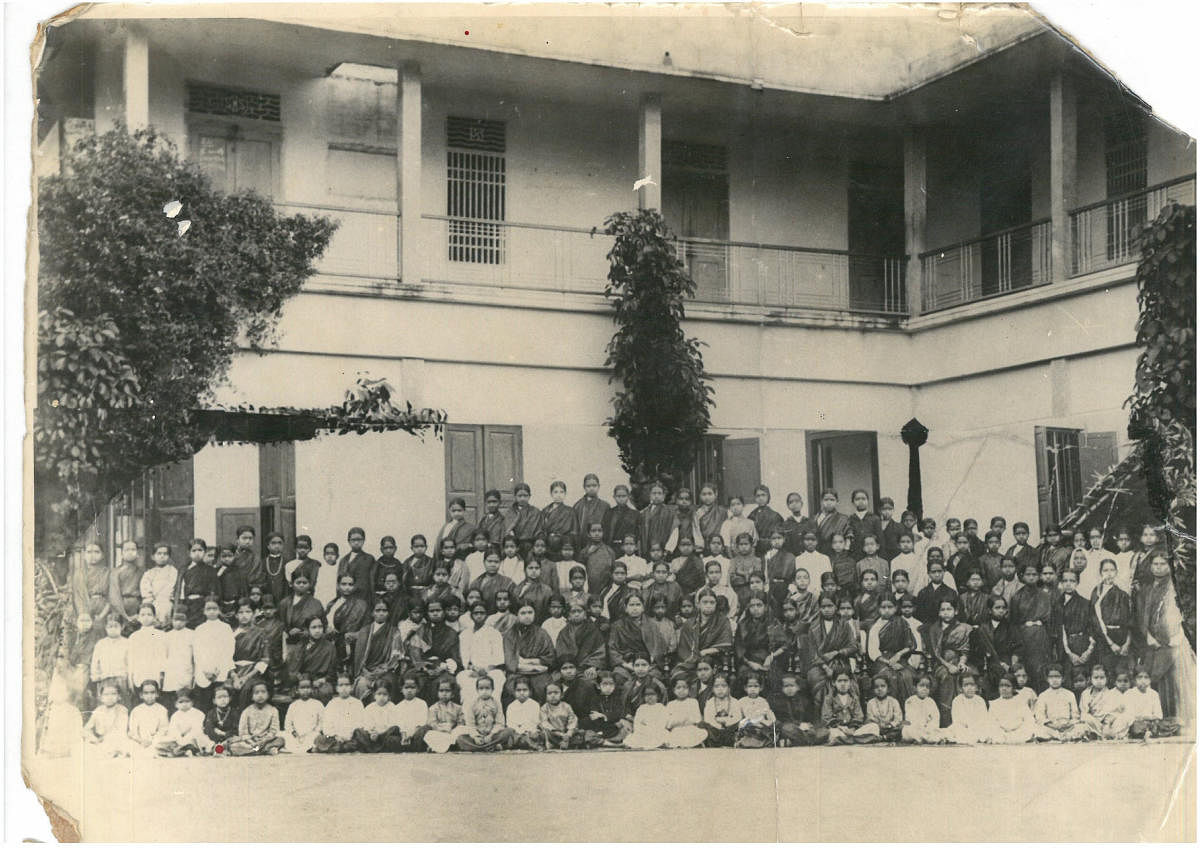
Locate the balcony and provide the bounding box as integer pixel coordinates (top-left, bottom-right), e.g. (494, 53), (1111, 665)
(920, 220), (1052, 313)
(1070, 175), (1196, 276)
(274, 202), (399, 289)
(420, 215), (907, 317)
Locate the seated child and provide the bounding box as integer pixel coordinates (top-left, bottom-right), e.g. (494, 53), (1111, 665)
(313, 674), (366, 754)
(988, 674), (1040, 744)
(902, 675), (946, 743)
(1033, 665), (1088, 741)
(768, 673), (826, 746)
(229, 681), (285, 756)
(506, 676), (543, 750)
(864, 675), (903, 742)
(735, 674), (777, 748)
(156, 688), (206, 757)
(127, 680), (170, 756)
(1079, 664), (1128, 740)
(456, 704), (514, 752)
(39, 666), (83, 759)
(823, 670), (876, 745)
(283, 677), (323, 754)
(203, 685), (238, 753)
(394, 674), (432, 751)
(82, 681), (129, 757)
(701, 673), (744, 747)
(625, 683), (670, 750)
(162, 610), (195, 713)
(949, 674), (995, 745)
(581, 671), (631, 747)
(353, 681), (406, 753)
(1123, 668), (1180, 739)
(424, 677), (470, 753)
(539, 681), (581, 749)
(663, 677), (708, 748)
(1014, 666), (1038, 713)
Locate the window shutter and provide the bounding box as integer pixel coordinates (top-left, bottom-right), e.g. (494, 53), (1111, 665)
(1078, 431), (1119, 502)
(1034, 426), (1053, 534)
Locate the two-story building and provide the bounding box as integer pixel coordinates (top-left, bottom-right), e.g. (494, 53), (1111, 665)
(35, 5), (1195, 562)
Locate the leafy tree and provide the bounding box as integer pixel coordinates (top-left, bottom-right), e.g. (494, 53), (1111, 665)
(602, 210), (714, 503)
(1127, 200), (1196, 641)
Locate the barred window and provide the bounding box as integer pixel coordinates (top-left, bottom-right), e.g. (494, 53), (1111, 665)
(446, 117), (506, 264)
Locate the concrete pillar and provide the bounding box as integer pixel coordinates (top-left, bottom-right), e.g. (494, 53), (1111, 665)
(123, 29), (150, 129)
(903, 128), (926, 317)
(638, 93), (662, 211)
(1050, 71), (1077, 280)
(397, 61), (422, 284)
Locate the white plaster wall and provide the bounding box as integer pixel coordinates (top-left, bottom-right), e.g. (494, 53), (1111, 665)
(193, 443), (260, 543)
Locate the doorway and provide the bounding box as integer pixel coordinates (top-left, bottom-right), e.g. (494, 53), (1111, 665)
(663, 141), (730, 301)
(806, 430), (881, 513)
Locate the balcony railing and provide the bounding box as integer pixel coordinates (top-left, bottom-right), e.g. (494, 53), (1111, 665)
(422, 216), (906, 316)
(920, 219), (1052, 313)
(420, 215), (612, 294)
(1070, 175), (1196, 276)
(275, 202), (398, 286)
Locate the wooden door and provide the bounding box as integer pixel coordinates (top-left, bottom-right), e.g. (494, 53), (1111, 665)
(722, 438), (760, 503)
(848, 161), (904, 310)
(483, 426), (523, 512)
(259, 442), (296, 554)
(445, 425), (484, 524)
(664, 169), (730, 301)
(151, 459), (194, 562)
(217, 508), (260, 548)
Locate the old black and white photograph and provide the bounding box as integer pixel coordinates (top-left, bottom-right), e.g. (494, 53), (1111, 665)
(13, 1), (1199, 841)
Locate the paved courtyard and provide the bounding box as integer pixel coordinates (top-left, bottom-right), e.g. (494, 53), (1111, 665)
(22, 740), (1196, 842)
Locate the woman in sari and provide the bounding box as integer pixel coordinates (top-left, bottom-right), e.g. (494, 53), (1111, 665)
(804, 593), (858, 714)
(71, 541), (112, 666)
(1091, 558), (1134, 678)
(608, 594), (669, 684)
(971, 595), (1020, 698)
(867, 596), (918, 700)
(1007, 563), (1058, 691)
(283, 616), (337, 702)
(229, 600), (271, 708)
(503, 601), (556, 700)
(767, 598), (811, 693)
(673, 589), (735, 684)
(735, 591), (783, 689)
(694, 484), (728, 550)
(1137, 553), (1196, 728)
(555, 601), (608, 677)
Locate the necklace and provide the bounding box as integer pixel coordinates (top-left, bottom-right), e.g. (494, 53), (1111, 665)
(266, 556), (282, 577)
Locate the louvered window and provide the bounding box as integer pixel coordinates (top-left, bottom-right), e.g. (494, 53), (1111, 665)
(446, 117), (506, 264)
(187, 83), (280, 122)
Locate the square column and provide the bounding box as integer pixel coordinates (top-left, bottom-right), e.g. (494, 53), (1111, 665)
(638, 94), (662, 211)
(1050, 71), (1077, 279)
(397, 61), (422, 284)
(903, 127), (926, 317)
(123, 29), (149, 129)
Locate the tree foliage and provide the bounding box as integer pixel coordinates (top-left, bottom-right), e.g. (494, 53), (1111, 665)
(35, 126), (337, 547)
(602, 210), (714, 502)
(1127, 200), (1196, 640)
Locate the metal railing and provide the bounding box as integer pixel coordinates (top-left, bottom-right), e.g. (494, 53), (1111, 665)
(1069, 175), (1195, 276)
(275, 202), (399, 285)
(920, 219), (1052, 313)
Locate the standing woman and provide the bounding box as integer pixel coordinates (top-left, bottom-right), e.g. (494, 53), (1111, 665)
(814, 489), (852, 558)
(434, 500), (476, 567)
(109, 539), (145, 635)
(1137, 553), (1196, 727)
(846, 490), (883, 560)
(694, 484), (728, 552)
(72, 541), (113, 665)
(1090, 559), (1133, 678)
(674, 589), (734, 685)
(1008, 563), (1057, 691)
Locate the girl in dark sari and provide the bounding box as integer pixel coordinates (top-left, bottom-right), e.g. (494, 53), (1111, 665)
(1136, 553), (1195, 722)
(608, 594), (669, 684)
(540, 483), (578, 559)
(555, 601), (608, 677)
(735, 591), (785, 691)
(71, 541), (112, 666)
(694, 484), (728, 548)
(768, 599), (811, 693)
(673, 589), (735, 684)
(278, 573), (326, 657)
(867, 596), (917, 700)
(804, 593), (859, 715)
(503, 601), (556, 700)
(1090, 558), (1133, 678)
(1008, 563), (1058, 690)
(229, 600), (271, 708)
(971, 595), (1020, 698)
(284, 616), (337, 702)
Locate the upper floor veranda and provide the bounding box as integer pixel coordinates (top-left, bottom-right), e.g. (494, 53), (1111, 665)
(35, 10), (1196, 331)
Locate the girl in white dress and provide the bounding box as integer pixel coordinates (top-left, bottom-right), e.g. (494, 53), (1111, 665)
(664, 677), (709, 748)
(949, 674), (996, 744)
(625, 685), (670, 750)
(989, 675), (1039, 743)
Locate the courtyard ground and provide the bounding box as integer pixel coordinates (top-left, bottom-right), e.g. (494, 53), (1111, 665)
(23, 740), (1196, 842)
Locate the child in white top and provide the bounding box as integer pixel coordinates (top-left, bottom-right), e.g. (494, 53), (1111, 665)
(664, 677), (708, 748)
(541, 596), (567, 644)
(1123, 669), (1179, 739)
(625, 684), (670, 750)
(355, 682), (405, 753)
(127, 605), (167, 692)
(156, 689), (206, 756)
(720, 496), (757, 552)
(83, 682), (129, 757)
(988, 675), (1039, 743)
(506, 676), (543, 749)
(902, 675), (945, 743)
(1013, 666), (1038, 713)
(90, 615), (130, 702)
(393, 675), (431, 751)
(735, 675), (776, 748)
(283, 677), (323, 754)
(127, 680), (170, 755)
(193, 599), (235, 694)
(703, 535), (732, 589)
(949, 674), (995, 744)
(617, 535), (652, 590)
(1033, 666), (1088, 740)
(162, 609), (195, 709)
(314, 674), (366, 753)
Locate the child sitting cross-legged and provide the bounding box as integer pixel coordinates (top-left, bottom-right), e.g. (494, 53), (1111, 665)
(313, 673), (365, 754)
(663, 676), (708, 749)
(823, 670), (878, 745)
(155, 688), (206, 757)
(901, 675), (946, 744)
(734, 674), (776, 748)
(539, 681), (582, 750)
(624, 682), (670, 750)
(283, 677), (323, 754)
(229, 681), (285, 756)
(864, 674), (904, 743)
